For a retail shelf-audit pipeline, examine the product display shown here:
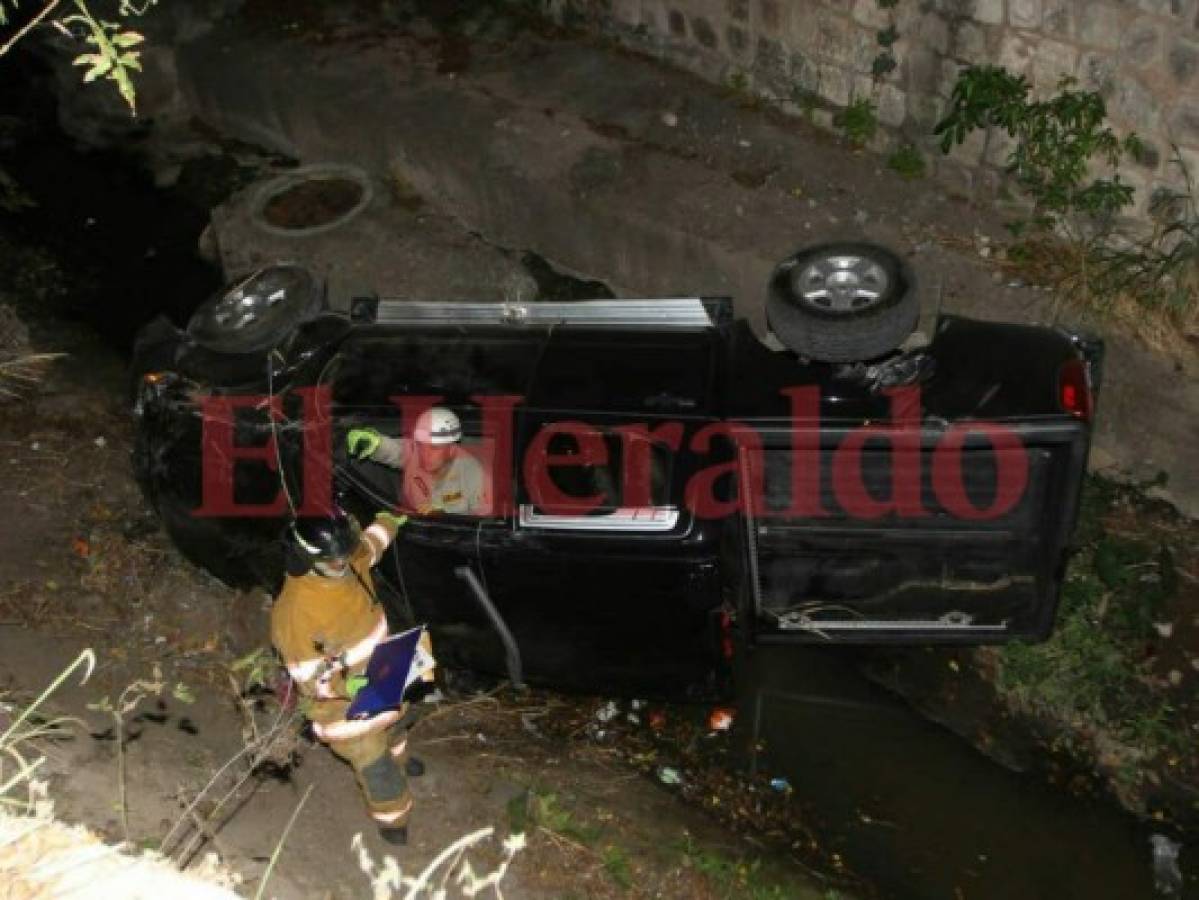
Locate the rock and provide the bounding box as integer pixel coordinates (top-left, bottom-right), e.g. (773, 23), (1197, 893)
(0, 304), (30, 352)
(1146, 485), (1175, 506)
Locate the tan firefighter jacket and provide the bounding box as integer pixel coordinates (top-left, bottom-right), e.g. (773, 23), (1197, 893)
(271, 516), (433, 742)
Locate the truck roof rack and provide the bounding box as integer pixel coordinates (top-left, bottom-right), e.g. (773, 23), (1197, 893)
(352, 297), (731, 329)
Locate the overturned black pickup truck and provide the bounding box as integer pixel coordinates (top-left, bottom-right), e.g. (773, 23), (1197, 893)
(131, 243), (1102, 694)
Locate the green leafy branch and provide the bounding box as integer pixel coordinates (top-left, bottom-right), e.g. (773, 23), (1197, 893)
(0, 0), (154, 113)
(62, 0), (144, 113)
(935, 65), (1142, 233)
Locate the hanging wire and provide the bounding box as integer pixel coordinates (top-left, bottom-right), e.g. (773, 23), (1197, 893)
(267, 349), (298, 519)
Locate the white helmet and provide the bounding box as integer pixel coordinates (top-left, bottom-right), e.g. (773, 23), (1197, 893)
(413, 406), (462, 445)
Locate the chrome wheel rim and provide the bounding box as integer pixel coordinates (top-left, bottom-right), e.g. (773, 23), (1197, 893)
(211, 287), (286, 331)
(792, 254), (890, 313)
(206, 266), (311, 332)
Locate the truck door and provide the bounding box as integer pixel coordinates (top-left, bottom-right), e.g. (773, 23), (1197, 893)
(741, 421), (1090, 644)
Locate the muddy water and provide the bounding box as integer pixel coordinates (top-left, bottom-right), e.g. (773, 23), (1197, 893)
(739, 646), (1193, 899)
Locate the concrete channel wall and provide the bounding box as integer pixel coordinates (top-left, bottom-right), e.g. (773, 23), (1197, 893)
(548, 0), (1199, 223)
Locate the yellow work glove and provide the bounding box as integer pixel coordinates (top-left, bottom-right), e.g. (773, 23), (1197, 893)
(377, 511), (408, 530)
(346, 427), (382, 460)
(346, 674), (368, 699)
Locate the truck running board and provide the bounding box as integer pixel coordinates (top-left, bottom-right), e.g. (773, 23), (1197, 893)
(358, 297), (729, 329)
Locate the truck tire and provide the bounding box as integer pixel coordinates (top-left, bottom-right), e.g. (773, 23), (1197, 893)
(766, 242), (918, 363)
(187, 264), (322, 355)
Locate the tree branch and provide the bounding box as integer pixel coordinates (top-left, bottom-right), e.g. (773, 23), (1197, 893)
(0, 0), (62, 58)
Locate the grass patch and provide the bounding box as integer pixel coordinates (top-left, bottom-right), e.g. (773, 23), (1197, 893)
(976, 232), (1199, 358)
(886, 144), (926, 180)
(507, 788), (603, 846)
(601, 844), (633, 889)
(995, 476), (1190, 760)
(678, 833), (796, 900)
(834, 98), (877, 149)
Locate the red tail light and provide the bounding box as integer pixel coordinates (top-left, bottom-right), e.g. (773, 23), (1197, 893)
(1058, 358), (1093, 422)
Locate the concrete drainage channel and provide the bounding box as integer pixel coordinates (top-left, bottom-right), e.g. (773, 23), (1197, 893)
(209, 159), (618, 307)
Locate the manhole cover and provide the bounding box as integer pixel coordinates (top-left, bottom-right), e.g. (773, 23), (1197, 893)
(261, 177), (364, 229)
(251, 164), (373, 238)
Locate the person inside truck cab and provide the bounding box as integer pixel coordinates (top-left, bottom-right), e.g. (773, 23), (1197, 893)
(346, 407), (492, 516)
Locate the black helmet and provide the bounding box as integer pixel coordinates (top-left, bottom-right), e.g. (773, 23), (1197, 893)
(285, 509), (354, 575)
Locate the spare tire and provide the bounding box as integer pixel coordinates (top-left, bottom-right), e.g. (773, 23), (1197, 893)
(187, 263), (322, 355)
(766, 242), (918, 362)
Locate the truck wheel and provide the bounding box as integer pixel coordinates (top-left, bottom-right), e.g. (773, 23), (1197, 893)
(186, 263), (322, 355)
(766, 243), (918, 363)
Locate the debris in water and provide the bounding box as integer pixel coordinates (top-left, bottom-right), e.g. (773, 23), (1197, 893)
(1154, 622), (1174, 639)
(1150, 834), (1182, 896)
(658, 766), (683, 786)
(707, 707), (735, 732)
(630, 699), (645, 711)
(769, 777), (792, 794)
(93, 436), (106, 448)
(661, 111), (679, 128)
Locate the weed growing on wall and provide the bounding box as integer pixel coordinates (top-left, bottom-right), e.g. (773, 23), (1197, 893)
(835, 97), (878, 149)
(933, 65), (1199, 330)
(887, 144), (926, 180)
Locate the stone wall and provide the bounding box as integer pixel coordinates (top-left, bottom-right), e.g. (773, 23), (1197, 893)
(546, 0), (1199, 221)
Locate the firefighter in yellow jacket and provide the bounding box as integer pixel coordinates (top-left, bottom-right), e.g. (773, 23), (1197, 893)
(271, 507), (431, 845)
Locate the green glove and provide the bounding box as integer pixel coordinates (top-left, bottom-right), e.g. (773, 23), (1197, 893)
(347, 427), (382, 460)
(346, 674), (368, 699)
(377, 511), (409, 530)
